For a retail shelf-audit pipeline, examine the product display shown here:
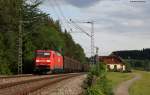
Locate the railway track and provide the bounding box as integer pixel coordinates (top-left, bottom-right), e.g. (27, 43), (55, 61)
(0, 74), (33, 79)
(0, 73), (83, 95)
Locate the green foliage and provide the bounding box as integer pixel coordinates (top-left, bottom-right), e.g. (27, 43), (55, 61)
(129, 71), (150, 95)
(0, 63), (11, 75)
(87, 85), (104, 95)
(85, 63), (113, 95)
(125, 62), (132, 72)
(112, 48), (150, 60)
(89, 63), (107, 77)
(112, 49), (150, 71)
(0, 0), (87, 74)
(125, 59), (150, 71)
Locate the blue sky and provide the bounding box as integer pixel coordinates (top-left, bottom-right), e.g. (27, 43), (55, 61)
(39, 0), (150, 56)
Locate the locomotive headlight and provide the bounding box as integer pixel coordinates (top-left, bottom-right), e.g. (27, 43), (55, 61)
(46, 60), (51, 62)
(36, 60), (40, 62)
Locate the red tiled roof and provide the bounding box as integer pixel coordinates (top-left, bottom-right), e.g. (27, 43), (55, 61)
(99, 56), (124, 65)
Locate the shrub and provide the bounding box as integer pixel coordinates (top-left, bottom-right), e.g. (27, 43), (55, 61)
(0, 63), (11, 75)
(85, 63), (113, 95)
(125, 62), (132, 72)
(87, 85), (105, 95)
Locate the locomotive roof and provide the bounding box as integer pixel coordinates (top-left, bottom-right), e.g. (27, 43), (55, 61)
(35, 50), (54, 52)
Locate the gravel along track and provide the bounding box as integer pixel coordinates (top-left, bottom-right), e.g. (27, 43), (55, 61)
(31, 74), (87, 95)
(0, 73), (83, 95)
(0, 74), (35, 84)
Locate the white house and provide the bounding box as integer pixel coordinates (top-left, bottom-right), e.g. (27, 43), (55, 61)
(99, 56), (126, 72)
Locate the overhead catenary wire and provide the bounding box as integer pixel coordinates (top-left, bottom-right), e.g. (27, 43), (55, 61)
(48, 0), (96, 61)
(47, 0), (86, 35)
(69, 19), (91, 37)
(51, 0), (73, 31)
(48, 0), (61, 21)
(51, 0), (90, 34)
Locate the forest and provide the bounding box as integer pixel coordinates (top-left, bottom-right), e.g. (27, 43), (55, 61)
(112, 48), (150, 71)
(0, 0), (87, 74)
(112, 48), (150, 60)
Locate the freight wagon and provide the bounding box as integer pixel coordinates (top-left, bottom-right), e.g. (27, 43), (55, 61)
(33, 50), (89, 74)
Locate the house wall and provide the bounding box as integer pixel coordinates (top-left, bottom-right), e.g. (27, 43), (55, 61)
(99, 56), (126, 71)
(107, 64), (125, 71)
(123, 65), (126, 71)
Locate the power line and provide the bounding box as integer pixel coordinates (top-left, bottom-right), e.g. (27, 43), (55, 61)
(48, 1), (96, 62)
(52, 0), (72, 31)
(69, 19), (95, 64)
(48, 0), (87, 34)
(69, 19), (91, 37)
(49, 0), (61, 20)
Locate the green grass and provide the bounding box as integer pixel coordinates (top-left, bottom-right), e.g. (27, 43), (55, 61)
(106, 72), (133, 88)
(129, 71), (150, 95)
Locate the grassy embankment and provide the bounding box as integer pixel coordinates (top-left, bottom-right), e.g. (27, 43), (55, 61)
(106, 72), (133, 88)
(129, 70), (150, 95)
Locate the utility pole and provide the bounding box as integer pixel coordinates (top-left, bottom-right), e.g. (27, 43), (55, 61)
(87, 21), (95, 64)
(18, 21), (23, 74)
(95, 47), (99, 64)
(18, 0), (23, 74)
(83, 21), (95, 64)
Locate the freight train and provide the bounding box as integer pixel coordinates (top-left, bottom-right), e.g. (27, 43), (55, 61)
(33, 50), (89, 74)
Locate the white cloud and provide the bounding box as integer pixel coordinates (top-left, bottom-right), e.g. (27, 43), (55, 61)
(122, 19), (145, 27)
(39, 0), (150, 56)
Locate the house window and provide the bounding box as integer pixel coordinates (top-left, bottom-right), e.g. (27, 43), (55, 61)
(114, 65), (117, 71)
(107, 65), (111, 70)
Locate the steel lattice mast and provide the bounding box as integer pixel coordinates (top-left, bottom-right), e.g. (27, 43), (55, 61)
(18, 0), (23, 74)
(86, 21), (95, 64)
(69, 19), (95, 64)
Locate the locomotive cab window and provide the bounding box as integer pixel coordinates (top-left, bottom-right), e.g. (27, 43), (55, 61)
(36, 52), (50, 58)
(56, 52), (61, 56)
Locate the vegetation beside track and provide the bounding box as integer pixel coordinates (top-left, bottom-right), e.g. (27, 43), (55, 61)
(84, 63), (113, 95)
(129, 70), (150, 95)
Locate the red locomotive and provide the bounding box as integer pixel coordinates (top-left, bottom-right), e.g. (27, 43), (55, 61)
(34, 50), (63, 74)
(33, 50), (89, 74)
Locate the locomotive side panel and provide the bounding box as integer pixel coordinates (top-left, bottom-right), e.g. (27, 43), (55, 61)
(53, 52), (63, 70)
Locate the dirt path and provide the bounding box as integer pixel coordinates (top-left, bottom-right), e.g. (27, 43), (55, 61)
(114, 73), (141, 95)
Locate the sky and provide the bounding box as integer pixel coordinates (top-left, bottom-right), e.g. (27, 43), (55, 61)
(39, 0), (150, 57)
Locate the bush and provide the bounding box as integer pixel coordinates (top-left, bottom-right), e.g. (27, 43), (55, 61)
(87, 85), (104, 95)
(125, 62), (132, 72)
(85, 63), (113, 95)
(89, 63), (107, 77)
(0, 63), (11, 75)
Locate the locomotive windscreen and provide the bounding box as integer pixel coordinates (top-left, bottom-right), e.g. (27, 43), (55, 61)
(36, 52), (50, 58)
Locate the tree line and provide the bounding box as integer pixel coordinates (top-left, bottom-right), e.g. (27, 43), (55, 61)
(112, 48), (150, 60)
(112, 49), (150, 71)
(0, 0), (87, 74)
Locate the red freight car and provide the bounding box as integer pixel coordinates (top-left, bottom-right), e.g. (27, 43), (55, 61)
(34, 50), (63, 73)
(63, 56), (82, 72)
